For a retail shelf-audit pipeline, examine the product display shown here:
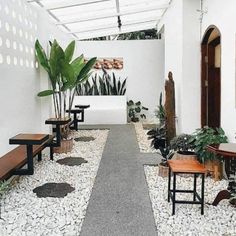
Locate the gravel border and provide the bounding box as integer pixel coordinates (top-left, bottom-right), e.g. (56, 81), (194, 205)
(134, 123), (158, 153)
(144, 165), (236, 236)
(0, 129), (108, 236)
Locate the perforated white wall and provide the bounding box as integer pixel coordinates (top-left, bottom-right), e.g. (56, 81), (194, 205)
(0, 0), (71, 156)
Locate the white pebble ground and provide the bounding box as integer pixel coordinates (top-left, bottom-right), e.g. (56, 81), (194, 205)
(134, 123), (157, 153)
(0, 129), (108, 236)
(144, 165), (236, 236)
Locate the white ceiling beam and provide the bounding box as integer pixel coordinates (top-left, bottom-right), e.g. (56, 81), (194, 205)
(45, 0), (111, 11)
(76, 23), (157, 40)
(56, 4), (168, 25)
(68, 18), (159, 34)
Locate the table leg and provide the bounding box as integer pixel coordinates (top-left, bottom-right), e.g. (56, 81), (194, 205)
(168, 167), (171, 202)
(193, 173), (197, 201)
(74, 113), (78, 131)
(201, 173), (205, 215)
(172, 173), (176, 215)
(55, 124), (61, 146)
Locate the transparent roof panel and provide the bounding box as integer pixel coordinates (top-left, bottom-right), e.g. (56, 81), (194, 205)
(27, 0), (171, 39)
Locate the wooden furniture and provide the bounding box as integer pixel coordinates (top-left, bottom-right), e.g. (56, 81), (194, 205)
(45, 117), (71, 147)
(66, 109), (82, 131)
(206, 143), (236, 206)
(0, 134), (54, 179)
(167, 160), (206, 215)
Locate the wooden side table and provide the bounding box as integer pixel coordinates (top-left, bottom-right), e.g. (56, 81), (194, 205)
(66, 109), (82, 131)
(45, 118), (71, 146)
(206, 143), (236, 206)
(75, 105), (90, 123)
(167, 160), (206, 215)
(9, 134), (49, 175)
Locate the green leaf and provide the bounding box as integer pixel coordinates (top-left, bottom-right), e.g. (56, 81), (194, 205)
(65, 40), (75, 62)
(71, 55), (84, 77)
(37, 90), (54, 97)
(61, 61), (76, 87)
(35, 40), (50, 73)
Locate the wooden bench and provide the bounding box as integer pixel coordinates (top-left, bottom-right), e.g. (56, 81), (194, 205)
(0, 134), (54, 181)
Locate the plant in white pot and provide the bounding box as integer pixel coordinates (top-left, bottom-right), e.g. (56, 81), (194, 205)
(35, 39), (96, 152)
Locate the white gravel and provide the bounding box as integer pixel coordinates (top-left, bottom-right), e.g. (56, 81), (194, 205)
(144, 165), (236, 236)
(134, 123), (157, 153)
(0, 129), (108, 236)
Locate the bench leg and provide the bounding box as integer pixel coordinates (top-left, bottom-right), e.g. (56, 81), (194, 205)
(26, 145), (34, 175)
(38, 152), (42, 162)
(50, 146), (54, 161)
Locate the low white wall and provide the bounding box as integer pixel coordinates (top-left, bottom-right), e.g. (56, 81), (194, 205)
(73, 95), (127, 124)
(75, 40), (165, 121)
(0, 0), (71, 156)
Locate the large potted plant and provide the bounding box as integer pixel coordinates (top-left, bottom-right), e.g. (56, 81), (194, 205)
(35, 39), (96, 153)
(170, 134), (196, 160)
(191, 126), (228, 180)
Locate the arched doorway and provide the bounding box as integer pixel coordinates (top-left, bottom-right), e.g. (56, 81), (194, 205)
(201, 26), (221, 128)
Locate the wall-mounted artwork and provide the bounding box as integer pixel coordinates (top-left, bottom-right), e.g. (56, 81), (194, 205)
(85, 58), (123, 70)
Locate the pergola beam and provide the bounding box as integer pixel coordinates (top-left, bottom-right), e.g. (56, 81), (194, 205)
(68, 17), (161, 34)
(75, 23), (157, 40)
(56, 4), (168, 25)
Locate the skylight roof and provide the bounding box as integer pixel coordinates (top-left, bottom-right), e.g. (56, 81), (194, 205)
(27, 0), (171, 40)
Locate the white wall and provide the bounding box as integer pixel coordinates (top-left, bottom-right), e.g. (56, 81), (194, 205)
(0, 0), (71, 156)
(158, 0), (201, 134)
(75, 40), (165, 120)
(201, 0), (236, 141)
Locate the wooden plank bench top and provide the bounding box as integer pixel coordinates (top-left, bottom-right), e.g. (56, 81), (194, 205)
(168, 160), (206, 174)
(0, 135), (54, 181)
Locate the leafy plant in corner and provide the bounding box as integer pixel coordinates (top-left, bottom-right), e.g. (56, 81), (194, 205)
(147, 125), (173, 166)
(127, 100), (148, 122)
(191, 126), (228, 163)
(170, 134), (195, 155)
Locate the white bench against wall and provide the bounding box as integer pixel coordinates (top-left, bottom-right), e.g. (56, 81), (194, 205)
(73, 96), (127, 125)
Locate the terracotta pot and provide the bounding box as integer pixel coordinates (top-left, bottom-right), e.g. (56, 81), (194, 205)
(204, 159), (223, 181)
(158, 164), (169, 178)
(54, 139), (73, 154)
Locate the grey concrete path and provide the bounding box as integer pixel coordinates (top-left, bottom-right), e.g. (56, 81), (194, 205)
(80, 125), (160, 236)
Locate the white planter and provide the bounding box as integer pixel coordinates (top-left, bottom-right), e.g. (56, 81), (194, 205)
(73, 95), (127, 125)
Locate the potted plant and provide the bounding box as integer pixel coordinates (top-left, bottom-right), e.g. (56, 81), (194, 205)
(35, 39), (96, 153)
(127, 100), (148, 122)
(191, 126), (228, 180)
(147, 125), (174, 177)
(170, 134), (196, 160)
(155, 92), (166, 126)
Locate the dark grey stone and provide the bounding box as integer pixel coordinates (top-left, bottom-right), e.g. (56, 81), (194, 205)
(33, 183), (75, 198)
(57, 157), (88, 166)
(74, 136), (95, 142)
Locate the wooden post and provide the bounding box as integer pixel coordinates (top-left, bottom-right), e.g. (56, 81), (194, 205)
(165, 71), (176, 144)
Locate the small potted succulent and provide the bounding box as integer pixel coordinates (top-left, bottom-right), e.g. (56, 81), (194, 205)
(170, 134), (196, 160)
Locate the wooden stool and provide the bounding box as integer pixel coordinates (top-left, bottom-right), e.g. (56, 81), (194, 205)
(167, 160), (206, 215)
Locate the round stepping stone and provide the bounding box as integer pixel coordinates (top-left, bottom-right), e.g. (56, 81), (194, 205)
(74, 136), (95, 142)
(57, 157), (88, 166)
(33, 183), (75, 198)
